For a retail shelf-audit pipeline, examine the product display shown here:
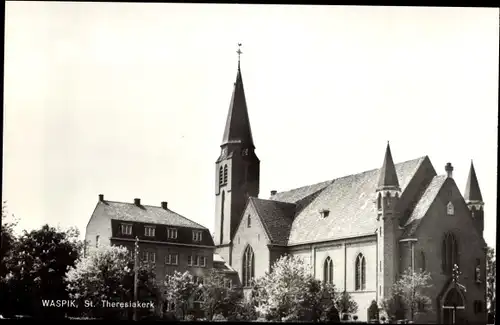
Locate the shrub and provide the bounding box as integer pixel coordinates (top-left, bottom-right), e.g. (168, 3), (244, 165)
(213, 314), (227, 321)
(353, 315), (358, 321)
(185, 314), (195, 321)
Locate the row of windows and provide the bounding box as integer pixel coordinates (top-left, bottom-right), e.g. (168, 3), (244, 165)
(219, 165), (229, 186)
(138, 251), (206, 267)
(120, 224), (203, 242)
(322, 253), (366, 291)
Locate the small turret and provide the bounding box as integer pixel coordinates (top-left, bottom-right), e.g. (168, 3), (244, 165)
(464, 160), (484, 233)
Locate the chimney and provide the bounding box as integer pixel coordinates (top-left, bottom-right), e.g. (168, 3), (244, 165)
(161, 201), (168, 210)
(98, 194), (104, 202)
(270, 190), (277, 196)
(134, 198), (141, 206)
(445, 163), (454, 178)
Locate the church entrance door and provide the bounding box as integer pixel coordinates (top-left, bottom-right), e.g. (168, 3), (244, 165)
(442, 287), (466, 324)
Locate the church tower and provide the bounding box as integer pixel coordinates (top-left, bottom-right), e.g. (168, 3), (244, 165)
(464, 160), (484, 235)
(376, 142), (402, 302)
(214, 45), (260, 264)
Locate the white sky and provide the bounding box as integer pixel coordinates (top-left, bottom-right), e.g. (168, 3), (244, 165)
(3, 3), (498, 248)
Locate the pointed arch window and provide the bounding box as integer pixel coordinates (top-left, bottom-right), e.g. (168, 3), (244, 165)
(247, 215), (251, 228)
(219, 166), (224, 186)
(355, 253), (366, 291)
(377, 193), (382, 210)
(223, 165), (228, 184)
(442, 232), (459, 274)
(323, 256), (334, 284)
(242, 245), (255, 287)
(447, 202), (454, 215)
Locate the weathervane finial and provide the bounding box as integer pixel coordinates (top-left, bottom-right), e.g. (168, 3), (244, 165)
(237, 43), (243, 68)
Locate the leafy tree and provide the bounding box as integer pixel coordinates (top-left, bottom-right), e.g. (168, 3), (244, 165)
(384, 267), (432, 321)
(66, 245), (159, 319)
(199, 269), (242, 320)
(2, 224), (82, 318)
(164, 270), (198, 320)
(253, 254), (340, 322)
(486, 246), (496, 316)
(302, 277), (338, 322)
(335, 291), (358, 315)
(0, 202), (18, 317)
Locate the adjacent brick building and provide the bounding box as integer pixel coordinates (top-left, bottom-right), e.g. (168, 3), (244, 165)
(85, 196), (216, 292)
(214, 57), (488, 323)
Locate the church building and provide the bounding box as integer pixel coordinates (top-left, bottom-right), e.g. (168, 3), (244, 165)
(213, 51), (488, 324)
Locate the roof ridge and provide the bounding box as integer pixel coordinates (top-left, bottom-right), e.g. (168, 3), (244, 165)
(275, 156), (426, 196)
(103, 200), (208, 230)
(252, 197), (297, 207)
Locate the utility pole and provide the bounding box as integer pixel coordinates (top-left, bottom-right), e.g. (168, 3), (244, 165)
(133, 236), (139, 321)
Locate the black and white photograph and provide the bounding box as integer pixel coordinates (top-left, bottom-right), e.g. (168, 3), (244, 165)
(1, 3), (498, 323)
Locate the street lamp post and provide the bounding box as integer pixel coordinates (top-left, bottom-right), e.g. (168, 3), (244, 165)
(133, 236), (139, 321)
(451, 264), (466, 325)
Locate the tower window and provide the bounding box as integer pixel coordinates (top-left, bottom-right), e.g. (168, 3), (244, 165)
(247, 215), (251, 228)
(355, 253), (366, 291)
(223, 165), (228, 184)
(242, 245), (255, 287)
(323, 256), (334, 284)
(377, 193), (382, 210)
(447, 202), (454, 215)
(219, 166), (224, 186)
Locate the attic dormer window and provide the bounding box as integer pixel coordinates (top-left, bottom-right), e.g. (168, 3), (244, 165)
(320, 209), (330, 218)
(447, 202), (454, 216)
(121, 224), (132, 236)
(144, 226), (156, 237)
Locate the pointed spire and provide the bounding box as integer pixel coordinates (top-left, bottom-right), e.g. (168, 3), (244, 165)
(221, 43), (254, 147)
(377, 142), (400, 191)
(464, 160), (483, 202)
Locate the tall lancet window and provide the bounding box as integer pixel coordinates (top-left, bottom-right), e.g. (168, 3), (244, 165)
(223, 165), (228, 185)
(323, 256), (334, 284)
(242, 245), (255, 287)
(442, 232), (459, 274)
(219, 166), (224, 186)
(377, 193), (382, 210)
(355, 253), (366, 291)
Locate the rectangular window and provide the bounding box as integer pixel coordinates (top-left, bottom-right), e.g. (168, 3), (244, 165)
(165, 253), (178, 265)
(142, 251), (156, 263)
(200, 256), (206, 267)
(187, 255), (193, 266)
(144, 226), (155, 237)
(167, 228), (178, 239)
(121, 224), (132, 235)
(224, 279), (232, 289)
(194, 255), (200, 266)
(193, 230), (203, 242)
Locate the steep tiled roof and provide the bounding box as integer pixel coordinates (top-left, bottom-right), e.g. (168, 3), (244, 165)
(402, 175), (447, 238)
(213, 253), (237, 273)
(98, 201), (207, 229)
(269, 180), (333, 204)
(286, 157), (426, 245)
(250, 198), (296, 246)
